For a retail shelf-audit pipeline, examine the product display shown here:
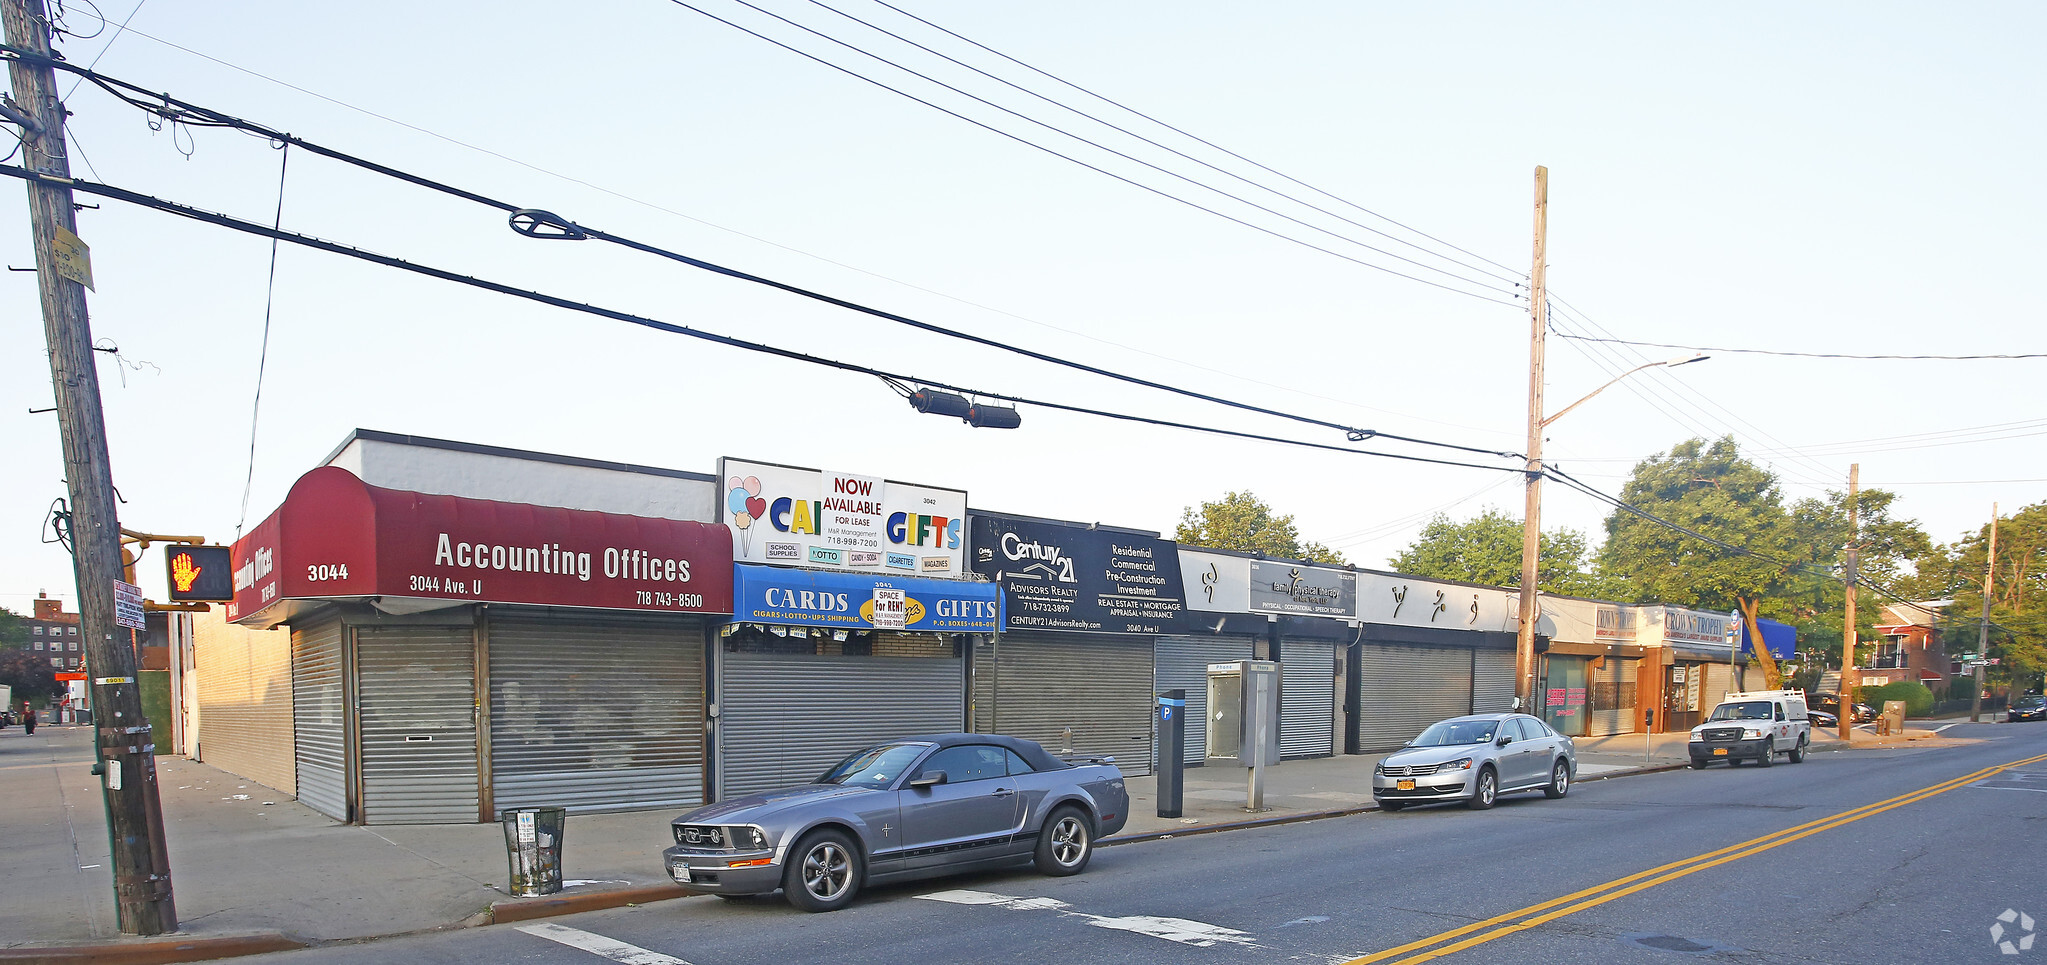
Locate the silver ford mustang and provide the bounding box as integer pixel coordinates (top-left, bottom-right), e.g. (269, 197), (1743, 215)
(662, 733), (1131, 912)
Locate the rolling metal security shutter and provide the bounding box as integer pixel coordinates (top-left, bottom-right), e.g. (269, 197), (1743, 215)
(1701, 662), (1734, 714)
(1355, 644), (1474, 751)
(1279, 641), (1335, 759)
(291, 617), (347, 821)
(356, 626), (479, 824)
(1472, 650), (1517, 713)
(719, 649), (963, 799)
(1591, 658), (1636, 735)
(193, 615), (295, 795)
(1152, 636), (1255, 765)
(972, 633), (1154, 777)
(488, 612), (705, 815)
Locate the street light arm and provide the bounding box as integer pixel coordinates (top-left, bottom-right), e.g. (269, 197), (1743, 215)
(1538, 353), (1707, 429)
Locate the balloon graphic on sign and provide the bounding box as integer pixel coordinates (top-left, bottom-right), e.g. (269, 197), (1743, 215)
(728, 476), (763, 555)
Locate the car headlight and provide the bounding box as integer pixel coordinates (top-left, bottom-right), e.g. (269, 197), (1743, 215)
(1441, 757), (1473, 771)
(1689, 731), (1703, 742)
(1373, 761), (1384, 775)
(1742, 728), (1764, 740)
(740, 826), (769, 850)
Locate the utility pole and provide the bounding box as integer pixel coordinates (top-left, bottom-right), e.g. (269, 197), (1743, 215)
(1973, 503), (1997, 724)
(1514, 165), (1549, 715)
(3, 0), (176, 934)
(1839, 464), (1857, 742)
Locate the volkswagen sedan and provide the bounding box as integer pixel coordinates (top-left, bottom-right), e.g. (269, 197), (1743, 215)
(1372, 713), (1576, 811)
(661, 734), (1129, 912)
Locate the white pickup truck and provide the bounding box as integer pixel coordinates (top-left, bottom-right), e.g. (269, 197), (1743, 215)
(1688, 689), (1811, 768)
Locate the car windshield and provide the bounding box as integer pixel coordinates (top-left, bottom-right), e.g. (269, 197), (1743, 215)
(816, 743), (928, 788)
(1411, 719), (1498, 746)
(2017, 696), (2045, 709)
(1709, 701), (1773, 721)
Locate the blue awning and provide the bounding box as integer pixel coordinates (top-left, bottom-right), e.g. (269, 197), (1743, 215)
(731, 564), (1002, 632)
(1740, 617), (1797, 660)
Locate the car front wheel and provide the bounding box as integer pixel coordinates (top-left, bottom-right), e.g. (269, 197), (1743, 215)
(1756, 739), (1775, 768)
(1034, 805), (1093, 876)
(1789, 736), (1807, 763)
(1466, 767), (1498, 810)
(783, 829), (861, 912)
(1543, 761), (1571, 799)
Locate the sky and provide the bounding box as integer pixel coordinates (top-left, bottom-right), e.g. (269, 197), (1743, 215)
(2, 1), (2041, 613)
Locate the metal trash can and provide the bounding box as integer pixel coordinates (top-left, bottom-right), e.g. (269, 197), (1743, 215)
(501, 807), (567, 897)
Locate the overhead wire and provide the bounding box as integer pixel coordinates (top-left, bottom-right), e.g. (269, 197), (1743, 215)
(0, 161), (1534, 480)
(14, 47), (1524, 461)
(657, 0), (1527, 307)
(862, 0), (1528, 282)
(1553, 333), (2047, 361)
(799, 0), (1529, 290)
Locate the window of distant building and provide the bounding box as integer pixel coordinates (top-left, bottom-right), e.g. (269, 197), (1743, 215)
(49, 657), (61, 667)
(33, 640), (43, 650)
(67, 626), (76, 634)
(33, 625), (42, 635)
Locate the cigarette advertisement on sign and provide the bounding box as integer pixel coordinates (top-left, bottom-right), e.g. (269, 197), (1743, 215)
(970, 515), (1186, 634)
(720, 458), (966, 577)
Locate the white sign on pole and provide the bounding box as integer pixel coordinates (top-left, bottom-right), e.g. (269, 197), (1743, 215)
(871, 587), (907, 630)
(113, 579), (145, 630)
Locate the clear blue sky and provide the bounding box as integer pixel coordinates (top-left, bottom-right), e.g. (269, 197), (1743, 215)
(3, 1), (2040, 609)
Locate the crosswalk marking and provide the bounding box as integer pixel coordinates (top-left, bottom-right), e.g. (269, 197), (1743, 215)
(919, 889), (1260, 948)
(515, 922), (693, 965)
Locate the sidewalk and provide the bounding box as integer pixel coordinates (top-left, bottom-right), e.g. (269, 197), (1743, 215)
(0, 717), (1953, 962)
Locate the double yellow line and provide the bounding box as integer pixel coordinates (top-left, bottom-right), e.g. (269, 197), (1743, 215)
(1344, 752), (2047, 965)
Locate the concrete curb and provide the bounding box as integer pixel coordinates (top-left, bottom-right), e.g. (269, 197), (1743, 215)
(488, 884), (697, 924)
(0, 933), (305, 965)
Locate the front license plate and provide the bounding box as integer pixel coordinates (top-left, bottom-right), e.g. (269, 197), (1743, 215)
(671, 865), (692, 883)
(1713, 748), (1728, 756)
(1396, 779), (1416, 791)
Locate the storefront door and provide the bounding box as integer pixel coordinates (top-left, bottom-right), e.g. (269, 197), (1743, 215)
(1544, 655), (1590, 737)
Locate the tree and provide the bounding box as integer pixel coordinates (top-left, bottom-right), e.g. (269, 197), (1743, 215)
(1919, 503), (2047, 695)
(0, 606), (26, 650)
(0, 647), (61, 701)
(1595, 437), (1800, 614)
(1389, 507), (1600, 595)
(1780, 486), (1932, 669)
(1176, 491), (1348, 564)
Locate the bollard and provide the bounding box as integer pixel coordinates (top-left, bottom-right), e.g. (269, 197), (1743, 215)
(502, 807), (568, 897)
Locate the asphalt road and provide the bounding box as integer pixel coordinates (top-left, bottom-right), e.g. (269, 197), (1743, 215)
(241, 722), (2047, 965)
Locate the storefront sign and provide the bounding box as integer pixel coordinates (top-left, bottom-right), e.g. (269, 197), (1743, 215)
(1594, 606), (1638, 641)
(731, 565), (1000, 632)
(1354, 571), (1515, 632)
(1177, 550), (1250, 613)
(970, 515), (1186, 634)
(720, 458), (967, 577)
(1655, 607), (1733, 646)
(228, 466), (734, 626)
(1248, 561), (1355, 618)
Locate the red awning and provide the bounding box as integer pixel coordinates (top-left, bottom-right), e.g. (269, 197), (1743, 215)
(229, 466), (733, 627)
(1919, 669), (1945, 681)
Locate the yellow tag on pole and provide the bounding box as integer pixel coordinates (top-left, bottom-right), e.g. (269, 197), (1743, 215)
(52, 224), (95, 290)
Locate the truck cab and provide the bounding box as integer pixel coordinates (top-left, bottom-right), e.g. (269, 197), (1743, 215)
(1688, 690), (1811, 768)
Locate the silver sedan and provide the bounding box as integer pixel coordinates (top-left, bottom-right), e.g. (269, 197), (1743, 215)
(1371, 713), (1576, 811)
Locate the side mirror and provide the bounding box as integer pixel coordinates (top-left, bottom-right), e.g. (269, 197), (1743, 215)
(1496, 734), (1513, 747)
(909, 770), (947, 789)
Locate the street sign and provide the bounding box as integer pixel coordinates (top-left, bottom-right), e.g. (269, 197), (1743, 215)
(113, 579), (145, 630)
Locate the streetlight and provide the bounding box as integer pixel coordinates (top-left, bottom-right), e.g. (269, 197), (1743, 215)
(1512, 351), (1709, 714)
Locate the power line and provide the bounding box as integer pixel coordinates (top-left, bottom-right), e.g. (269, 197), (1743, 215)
(657, 0), (1527, 307)
(14, 50), (1523, 462)
(1554, 332), (2047, 361)
(0, 162), (1534, 479)
(800, 0), (1529, 290)
(862, 0), (1528, 281)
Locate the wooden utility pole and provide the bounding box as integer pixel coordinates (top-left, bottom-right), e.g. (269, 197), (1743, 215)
(1839, 464), (1857, 742)
(1973, 503), (1997, 723)
(3, 0), (176, 933)
(1514, 165), (1549, 714)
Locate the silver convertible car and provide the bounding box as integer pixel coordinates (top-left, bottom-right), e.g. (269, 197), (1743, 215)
(662, 734), (1130, 912)
(1371, 713), (1576, 811)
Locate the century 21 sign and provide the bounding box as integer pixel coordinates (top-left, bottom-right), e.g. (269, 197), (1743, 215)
(165, 545), (235, 602)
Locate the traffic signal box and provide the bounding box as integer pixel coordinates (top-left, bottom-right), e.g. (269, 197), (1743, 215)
(164, 545), (234, 602)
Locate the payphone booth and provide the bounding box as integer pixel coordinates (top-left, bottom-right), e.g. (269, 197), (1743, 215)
(1206, 660), (1281, 810)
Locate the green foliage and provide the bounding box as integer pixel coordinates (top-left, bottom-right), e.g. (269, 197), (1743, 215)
(1389, 507), (1599, 595)
(1175, 491), (1348, 565)
(1780, 487), (1930, 663)
(0, 606), (26, 650)
(1596, 437), (1800, 613)
(0, 647), (61, 700)
(1945, 675), (1974, 704)
(1855, 680), (1935, 718)
(1919, 502), (2047, 695)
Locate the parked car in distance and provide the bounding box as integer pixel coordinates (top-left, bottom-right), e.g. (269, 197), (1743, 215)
(2009, 694), (2046, 723)
(1689, 690), (1811, 768)
(1809, 692), (1878, 724)
(1372, 714), (1576, 811)
(661, 734), (1129, 912)
(1805, 709), (1839, 730)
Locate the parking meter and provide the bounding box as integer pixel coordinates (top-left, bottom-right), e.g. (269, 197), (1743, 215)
(1156, 689), (1185, 818)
